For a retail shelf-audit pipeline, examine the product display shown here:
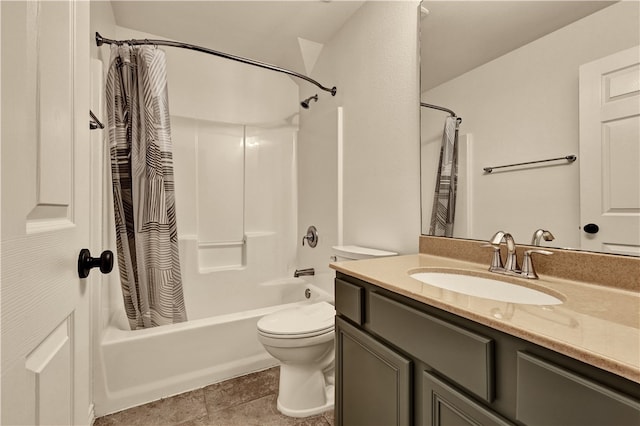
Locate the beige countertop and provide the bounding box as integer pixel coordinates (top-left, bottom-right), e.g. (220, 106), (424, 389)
(330, 254), (640, 384)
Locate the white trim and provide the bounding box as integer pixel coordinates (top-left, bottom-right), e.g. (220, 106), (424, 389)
(337, 106), (344, 247)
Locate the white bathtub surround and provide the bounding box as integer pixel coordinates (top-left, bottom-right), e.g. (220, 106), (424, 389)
(94, 279), (332, 416)
(178, 234), (305, 320)
(171, 118), (298, 275)
(92, 21), (305, 417)
(96, 22), (301, 326)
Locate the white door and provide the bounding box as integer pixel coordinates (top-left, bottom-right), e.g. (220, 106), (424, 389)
(1, 1), (93, 424)
(579, 45), (640, 256)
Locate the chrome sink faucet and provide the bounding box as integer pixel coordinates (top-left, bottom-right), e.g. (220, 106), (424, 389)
(487, 231), (520, 274)
(531, 229), (554, 246)
(483, 231), (552, 279)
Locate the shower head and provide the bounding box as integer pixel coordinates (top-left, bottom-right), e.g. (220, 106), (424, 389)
(301, 94), (318, 109)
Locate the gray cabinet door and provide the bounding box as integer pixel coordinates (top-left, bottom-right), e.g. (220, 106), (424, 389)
(423, 371), (514, 426)
(516, 352), (640, 426)
(336, 317), (412, 426)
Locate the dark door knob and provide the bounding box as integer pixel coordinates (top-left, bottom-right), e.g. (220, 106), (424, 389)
(78, 249), (114, 278)
(583, 223), (599, 234)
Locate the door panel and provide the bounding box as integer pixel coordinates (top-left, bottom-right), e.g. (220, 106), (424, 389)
(422, 371), (513, 426)
(336, 317), (412, 426)
(33, 0), (72, 211)
(25, 318), (73, 426)
(579, 46), (640, 255)
(1, 1), (91, 424)
(516, 352), (640, 426)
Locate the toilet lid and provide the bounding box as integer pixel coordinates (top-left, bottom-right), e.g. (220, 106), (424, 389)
(257, 301), (335, 336)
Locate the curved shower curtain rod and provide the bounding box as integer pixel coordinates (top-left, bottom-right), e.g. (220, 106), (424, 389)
(420, 102), (458, 118)
(95, 32), (337, 96)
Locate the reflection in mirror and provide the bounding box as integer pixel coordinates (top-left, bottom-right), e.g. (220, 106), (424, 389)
(421, 102), (462, 237)
(420, 1), (640, 256)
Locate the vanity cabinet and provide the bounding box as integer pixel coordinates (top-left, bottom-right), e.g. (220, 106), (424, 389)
(516, 352), (640, 425)
(423, 371), (513, 426)
(336, 317), (411, 426)
(334, 273), (640, 426)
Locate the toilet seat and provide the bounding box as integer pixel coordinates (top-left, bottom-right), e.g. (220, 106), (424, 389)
(257, 301), (335, 339)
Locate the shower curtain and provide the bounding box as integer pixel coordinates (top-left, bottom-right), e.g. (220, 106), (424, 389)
(105, 44), (187, 330)
(429, 116), (461, 237)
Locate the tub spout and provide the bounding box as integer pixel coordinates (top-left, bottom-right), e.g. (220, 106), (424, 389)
(294, 268), (315, 277)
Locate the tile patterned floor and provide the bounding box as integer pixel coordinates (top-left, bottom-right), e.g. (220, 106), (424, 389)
(94, 367), (334, 426)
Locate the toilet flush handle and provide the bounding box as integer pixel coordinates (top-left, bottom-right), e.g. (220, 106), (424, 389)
(302, 226), (318, 248)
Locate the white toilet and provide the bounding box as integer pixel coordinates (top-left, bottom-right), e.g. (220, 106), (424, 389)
(257, 301), (335, 417)
(257, 245), (397, 418)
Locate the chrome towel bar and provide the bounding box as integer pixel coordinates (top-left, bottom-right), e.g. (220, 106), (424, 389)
(483, 154), (576, 174)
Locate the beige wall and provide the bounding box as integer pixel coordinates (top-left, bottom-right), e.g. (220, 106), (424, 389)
(297, 1), (421, 272)
(421, 2), (640, 248)
(90, 1), (116, 72)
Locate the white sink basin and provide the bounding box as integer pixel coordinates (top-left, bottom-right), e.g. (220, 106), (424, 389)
(409, 271), (563, 305)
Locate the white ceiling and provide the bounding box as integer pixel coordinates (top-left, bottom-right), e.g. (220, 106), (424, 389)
(110, 1), (366, 77)
(110, 1), (617, 90)
(421, 1), (617, 90)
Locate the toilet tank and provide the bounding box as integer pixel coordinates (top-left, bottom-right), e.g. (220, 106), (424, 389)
(332, 245), (397, 261)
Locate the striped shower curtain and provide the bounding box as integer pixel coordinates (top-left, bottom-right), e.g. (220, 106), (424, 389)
(105, 44), (187, 330)
(429, 116), (461, 237)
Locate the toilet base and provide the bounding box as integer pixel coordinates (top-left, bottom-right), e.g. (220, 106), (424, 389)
(276, 364), (335, 418)
(277, 384), (334, 418)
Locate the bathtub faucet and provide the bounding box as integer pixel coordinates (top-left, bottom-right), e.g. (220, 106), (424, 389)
(294, 268), (315, 277)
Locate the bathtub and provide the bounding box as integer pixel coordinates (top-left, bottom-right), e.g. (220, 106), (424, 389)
(93, 276), (333, 416)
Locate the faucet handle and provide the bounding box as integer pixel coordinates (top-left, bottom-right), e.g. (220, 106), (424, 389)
(302, 225), (318, 248)
(521, 249), (553, 279)
(480, 243), (503, 272)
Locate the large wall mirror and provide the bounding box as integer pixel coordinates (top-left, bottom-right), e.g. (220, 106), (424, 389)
(420, 1), (640, 256)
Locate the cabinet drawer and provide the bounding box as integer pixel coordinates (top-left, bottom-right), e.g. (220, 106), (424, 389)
(335, 278), (364, 325)
(369, 292), (494, 402)
(517, 352), (640, 426)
